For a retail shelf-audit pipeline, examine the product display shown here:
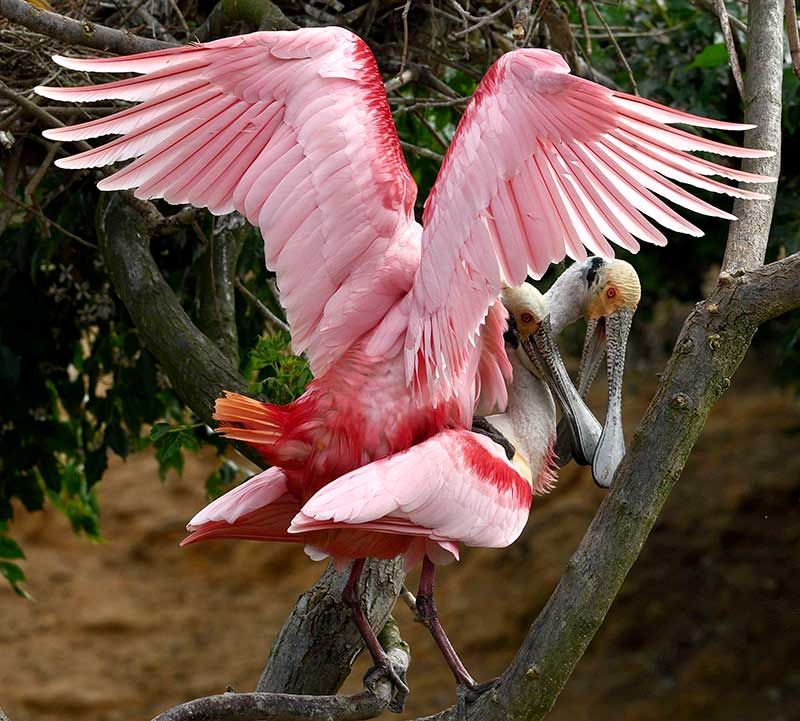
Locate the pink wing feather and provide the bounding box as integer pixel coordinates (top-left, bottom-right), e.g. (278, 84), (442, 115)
(402, 48), (773, 397)
(35, 28), (419, 376)
(289, 429), (533, 550)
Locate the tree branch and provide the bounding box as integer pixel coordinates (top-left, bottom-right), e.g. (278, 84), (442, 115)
(154, 615), (410, 721)
(235, 277), (290, 333)
(721, 0), (783, 272)
(786, 0), (800, 78)
(714, 0), (745, 98)
(0, 80), (91, 152)
(731, 251), (800, 325)
(0, 0), (174, 53)
(97, 194), (247, 424)
(198, 213), (250, 365)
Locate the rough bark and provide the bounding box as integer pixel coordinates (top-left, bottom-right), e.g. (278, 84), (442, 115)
(97, 194), (248, 424)
(197, 214), (249, 366)
(721, 0), (783, 272)
(0, 0), (173, 52)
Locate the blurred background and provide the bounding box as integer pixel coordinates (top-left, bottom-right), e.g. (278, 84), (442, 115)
(0, 1), (798, 720)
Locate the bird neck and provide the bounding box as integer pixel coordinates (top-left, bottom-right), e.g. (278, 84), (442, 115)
(487, 352), (557, 493)
(545, 262), (590, 334)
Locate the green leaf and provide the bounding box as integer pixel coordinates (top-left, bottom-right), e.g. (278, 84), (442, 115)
(0, 536), (24, 560)
(0, 560), (25, 583)
(149, 421), (173, 443)
(151, 422), (202, 480)
(0, 560), (32, 599)
(688, 43), (728, 69)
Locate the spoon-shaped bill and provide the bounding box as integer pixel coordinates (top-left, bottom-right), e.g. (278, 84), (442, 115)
(592, 309), (635, 487)
(554, 317), (607, 466)
(520, 317), (602, 467)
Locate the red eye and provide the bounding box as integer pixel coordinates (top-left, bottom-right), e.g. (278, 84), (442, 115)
(606, 287), (617, 299)
(520, 312), (534, 324)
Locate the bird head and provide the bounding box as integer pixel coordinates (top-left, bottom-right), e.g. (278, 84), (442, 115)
(552, 257), (641, 487)
(501, 283), (602, 468)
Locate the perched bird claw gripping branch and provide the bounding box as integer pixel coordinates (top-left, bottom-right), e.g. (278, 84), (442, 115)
(36, 25), (773, 698)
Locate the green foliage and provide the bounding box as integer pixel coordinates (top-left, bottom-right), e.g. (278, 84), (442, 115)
(688, 43), (729, 69)
(246, 331), (312, 404)
(0, 523), (29, 598)
(150, 422), (202, 480)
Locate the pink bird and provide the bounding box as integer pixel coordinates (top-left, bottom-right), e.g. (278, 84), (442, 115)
(37, 27), (771, 695)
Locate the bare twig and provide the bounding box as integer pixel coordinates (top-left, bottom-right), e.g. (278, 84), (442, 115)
(399, 0), (412, 73)
(199, 215), (247, 364)
(715, 0), (745, 98)
(384, 67), (418, 93)
(576, 0), (591, 56)
(154, 207), (206, 235)
(0, 185), (97, 248)
(0, 0), (174, 53)
(691, 0), (748, 32)
(526, 0), (551, 45)
(23, 139), (60, 198)
(787, 0), (800, 78)
(399, 139), (444, 161)
(452, 0), (518, 36)
(586, 0), (638, 94)
(0, 80), (91, 152)
(166, 0), (191, 36)
(391, 96), (469, 114)
(235, 277), (290, 333)
(411, 109), (449, 149)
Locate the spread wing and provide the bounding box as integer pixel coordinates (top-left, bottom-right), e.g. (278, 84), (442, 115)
(36, 28), (419, 376)
(402, 48), (772, 397)
(289, 429), (532, 550)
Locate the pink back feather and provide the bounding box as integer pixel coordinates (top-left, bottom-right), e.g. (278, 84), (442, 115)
(289, 429), (533, 550)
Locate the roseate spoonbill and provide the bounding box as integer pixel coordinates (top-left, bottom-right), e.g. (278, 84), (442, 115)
(545, 257), (642, 485)
(182, 282), (587, 694)
(36, 26), (771, 693)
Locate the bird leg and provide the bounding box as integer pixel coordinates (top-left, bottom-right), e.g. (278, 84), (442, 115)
(415, 556), (498, 697)
(343, 559), (410, 699)
(471, 416), (516, 460)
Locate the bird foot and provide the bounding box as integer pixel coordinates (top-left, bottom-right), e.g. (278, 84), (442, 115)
(462, 676), (500, 703)
(454, 677), (500, 721)
(364, 659), (409, 713)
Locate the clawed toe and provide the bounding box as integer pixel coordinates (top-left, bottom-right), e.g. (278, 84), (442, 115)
(463, 676), (500, 703)
(365, 660), (409, 713)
